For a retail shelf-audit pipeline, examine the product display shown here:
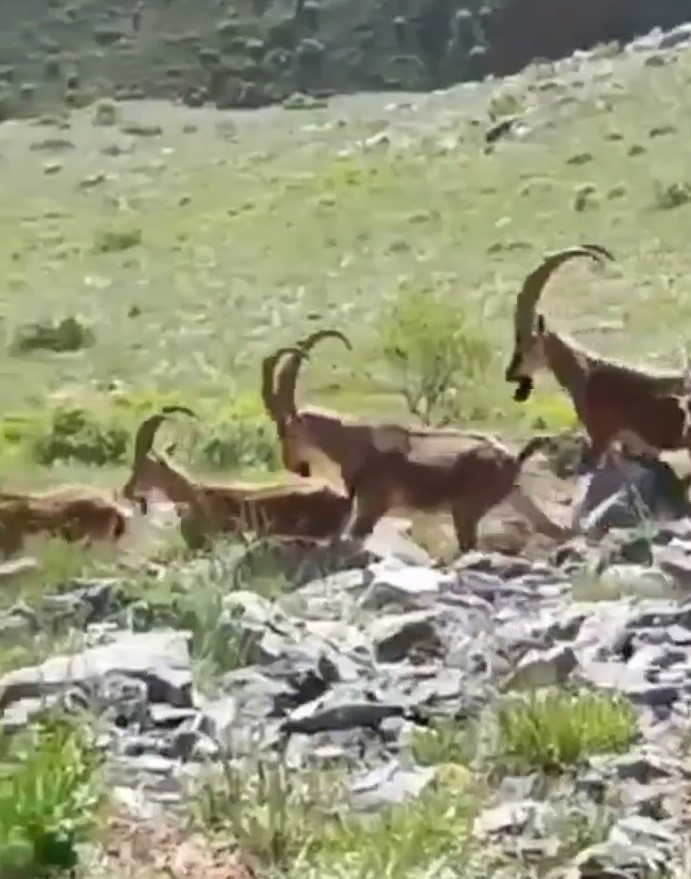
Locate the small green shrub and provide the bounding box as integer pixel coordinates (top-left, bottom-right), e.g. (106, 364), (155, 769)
(0, 714), (103, 875)
(111, 389), (280, 473)
(11, 316), (95, 354)
(496, 689), (637, 773)
(192, 759), (336, 870)
(0, 85), (16, 123)
(93, 226), (142, 254)
(91, 99), (118, 127)
(411, 718), (477, 767)
(192, 415), (280, 471)
(652, 179), (691, 210)
(379, 284), (494, 425)
(133, 550), (261, 688)
(32, 406), (129, 466)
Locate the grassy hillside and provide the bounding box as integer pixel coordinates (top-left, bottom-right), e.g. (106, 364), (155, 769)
(0, 40), (689, 495)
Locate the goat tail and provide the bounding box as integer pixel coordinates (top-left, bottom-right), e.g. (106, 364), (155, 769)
(515, 434), (553, 467)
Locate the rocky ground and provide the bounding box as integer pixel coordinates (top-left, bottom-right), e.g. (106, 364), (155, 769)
(5, 503), (691, 877)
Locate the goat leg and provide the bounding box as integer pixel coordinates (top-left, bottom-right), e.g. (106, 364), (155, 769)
(341, 492), (387, 542)
(450, 504), (479, 555)
(505, 486), (570, 542)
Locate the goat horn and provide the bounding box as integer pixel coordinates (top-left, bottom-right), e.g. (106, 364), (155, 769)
(276, 329), (353, 417)
(260, 347), (305, 423)
(132, 406), (197, 468)
(514, 245), (614, 340)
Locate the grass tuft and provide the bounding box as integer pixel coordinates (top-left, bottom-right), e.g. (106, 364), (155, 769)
(496, 689), (637, 774)
(0, 713), (104, 876)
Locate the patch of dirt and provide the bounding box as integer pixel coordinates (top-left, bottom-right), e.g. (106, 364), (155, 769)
(97, 815), (254, 879)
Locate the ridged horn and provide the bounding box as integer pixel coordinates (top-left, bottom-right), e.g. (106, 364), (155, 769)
(275, 329), (353, 417)
(132, 405), (198, 469)
(514, 245), (614, 340)
(260, 347), (305, 423)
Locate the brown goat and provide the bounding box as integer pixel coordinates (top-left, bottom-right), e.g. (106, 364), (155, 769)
(0, 485), (131, 558)
(121, 405), (352, 549)
(582, 365), (691, 468)
(264, 333), (569, 553)
(262, 329), (353, 483)
(504, 245), (689, 459)
(343, 432), (568, 552)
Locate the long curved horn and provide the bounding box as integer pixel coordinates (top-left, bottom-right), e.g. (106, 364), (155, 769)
(275, 329), (353, 417)
(514, 245), (614, 340)
(132, 406), (197, 469)
(260, 347), (305, 423)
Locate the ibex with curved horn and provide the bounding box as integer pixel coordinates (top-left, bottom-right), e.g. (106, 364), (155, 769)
(504, 244), (691, 464)
(121, 401), (352, 549)
(264, 331), (569, 553)
(0, 484), (133, 558)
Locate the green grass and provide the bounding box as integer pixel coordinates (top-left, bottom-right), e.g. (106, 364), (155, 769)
(0, 49), (689, 460)
(0, 713), (103, 877)
(496, 689), (637, 774)
(0, 49), (688, 498)
(0, 47), (687, 510)
(191, 756), (483, 878)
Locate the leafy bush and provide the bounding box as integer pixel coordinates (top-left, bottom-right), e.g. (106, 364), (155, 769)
(411, 718), (477, 767)
(0, 714), (103, 875)
(379, 284), (494, 425)
(496, 689), (637, 773)
(192, 414), (280, 471)
(112, 388), (281, 474)
(32, 406), (129, 466)
(11, 316), (95, 354)
(91, 99), (119, 127)
(93, 226), (142, 254)
(652, 179), (691, 211)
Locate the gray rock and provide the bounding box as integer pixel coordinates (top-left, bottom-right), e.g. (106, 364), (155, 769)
(609, 814), (676, 854)
(503, 643), (577, 690)
(349, 760), (436, 811)
(0, 630), (193, 726)
(589, 749), (688, 784)
(659, 24), (691, 50)
(0, 557), (40, 581)
(42, 578), (125, 626)
(573, 457), (690, 535)
(570, 838), (668, 878)
(362, 517), (434, 567)
(359, 564), (450, 611)
(474, 799), (556, 838)
(369, 610), (444, 663)
(280, 698), (408, 736)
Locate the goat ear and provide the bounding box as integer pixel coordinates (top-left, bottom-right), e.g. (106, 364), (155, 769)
(536, 313), (546, 335)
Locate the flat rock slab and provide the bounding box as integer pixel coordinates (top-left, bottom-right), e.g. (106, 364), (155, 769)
(0, 630), (193, 726)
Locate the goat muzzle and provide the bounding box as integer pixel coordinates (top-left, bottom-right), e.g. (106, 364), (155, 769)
(512, 377), (534, 402)
(504, 355), (534, 402)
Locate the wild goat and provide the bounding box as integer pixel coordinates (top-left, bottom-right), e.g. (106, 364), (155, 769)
(262, 329), (353, 482)
(581, 364), (691, 468)
(264, 333), (569, 552)
(504, 245), (689, 459)
(120, 404), (352, 549)
(0, 485), (131, 558)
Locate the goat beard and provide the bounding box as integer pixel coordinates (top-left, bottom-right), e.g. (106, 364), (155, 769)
(513, 377), (534, 402)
